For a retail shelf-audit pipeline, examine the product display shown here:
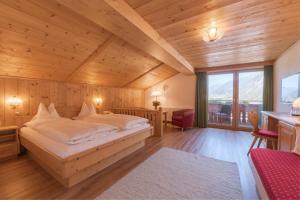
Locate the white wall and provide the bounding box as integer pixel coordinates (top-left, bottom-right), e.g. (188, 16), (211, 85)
(274, 40), (300, 112)
(145, 73), (196, 120)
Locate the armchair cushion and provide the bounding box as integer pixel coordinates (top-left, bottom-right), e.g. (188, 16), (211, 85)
(172, 115), (183, 121)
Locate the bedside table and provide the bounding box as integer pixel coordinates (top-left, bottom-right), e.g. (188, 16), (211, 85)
(0, 126), (20, 161)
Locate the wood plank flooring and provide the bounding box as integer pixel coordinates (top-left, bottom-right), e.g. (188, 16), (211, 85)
(0, 127), (259, 200)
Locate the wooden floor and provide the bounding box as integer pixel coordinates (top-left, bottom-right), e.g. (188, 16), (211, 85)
(0, 127), (259, 200)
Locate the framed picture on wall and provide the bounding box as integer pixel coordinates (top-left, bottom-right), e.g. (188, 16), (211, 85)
(281, 72), (300, 103)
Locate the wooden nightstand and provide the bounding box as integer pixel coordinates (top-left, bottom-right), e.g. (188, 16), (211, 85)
(0, 126), (20, 161)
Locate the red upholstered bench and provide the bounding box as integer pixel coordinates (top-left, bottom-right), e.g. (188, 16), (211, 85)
(250, 149), (300, 200)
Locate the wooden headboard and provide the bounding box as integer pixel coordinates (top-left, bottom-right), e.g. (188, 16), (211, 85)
(111, 107), (163, 137)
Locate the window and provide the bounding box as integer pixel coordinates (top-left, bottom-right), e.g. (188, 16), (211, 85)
(207, 70), (264, 129)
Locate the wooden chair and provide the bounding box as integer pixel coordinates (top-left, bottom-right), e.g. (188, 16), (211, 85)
(247, 111), (278, 155)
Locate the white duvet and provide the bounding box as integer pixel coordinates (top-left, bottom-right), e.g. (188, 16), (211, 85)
(27, 118), (118, 145)
(79, 114), (149, 130)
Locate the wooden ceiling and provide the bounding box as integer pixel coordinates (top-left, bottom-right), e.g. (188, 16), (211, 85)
(0, 0), (178, 89)
(127, 0), (300, 68)
(0, 0), (299, 88)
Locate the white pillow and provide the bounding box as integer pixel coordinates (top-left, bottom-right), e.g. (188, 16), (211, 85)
(25, 103), (52, 127)
(89, 103), (97, 115)
(48, 103), (60, 118)
(293, 132), (300, 156)
(78, 102), (91, 118)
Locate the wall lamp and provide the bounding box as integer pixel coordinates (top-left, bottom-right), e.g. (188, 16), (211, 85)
(7, 96), (22, 109)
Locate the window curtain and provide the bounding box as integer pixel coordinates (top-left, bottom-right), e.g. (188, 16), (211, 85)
(263, 65), (274, 111)
(195, 72), (208, 128)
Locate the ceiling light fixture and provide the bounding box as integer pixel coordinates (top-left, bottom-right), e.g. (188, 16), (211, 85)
(203, 23), (223, 42)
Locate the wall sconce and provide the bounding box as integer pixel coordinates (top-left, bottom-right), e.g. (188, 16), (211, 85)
(151, 90), (161, 110)
(7, 96), (22, 109)
(95, 97), (103, 107)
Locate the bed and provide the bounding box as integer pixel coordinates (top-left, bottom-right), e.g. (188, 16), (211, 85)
(19, 103), (153, 187)
(20, 125), (152, 187)
(76, 113), (149, 130)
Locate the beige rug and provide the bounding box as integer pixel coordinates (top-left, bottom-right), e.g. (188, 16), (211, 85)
(97, 148), (242, 200)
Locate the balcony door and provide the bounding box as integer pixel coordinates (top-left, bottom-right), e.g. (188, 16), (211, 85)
(208, 70), (263, 130)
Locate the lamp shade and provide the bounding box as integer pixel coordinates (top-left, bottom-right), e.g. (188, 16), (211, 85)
(7, 96), (22, 106)
(95, 97), (103, 104)
(151, 90), (161, 97)
(293, 97), (300, 108)
(203, 26), (223, 42)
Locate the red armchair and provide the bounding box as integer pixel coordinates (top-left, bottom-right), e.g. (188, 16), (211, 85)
(172, 109), (195, 131)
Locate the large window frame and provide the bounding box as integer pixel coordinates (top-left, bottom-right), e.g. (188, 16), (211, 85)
(207, 68), (264, 131)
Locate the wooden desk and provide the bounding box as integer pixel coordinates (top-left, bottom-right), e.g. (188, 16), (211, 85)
(261, 111), (299, 152)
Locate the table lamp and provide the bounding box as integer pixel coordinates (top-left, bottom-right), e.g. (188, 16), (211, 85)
(151, 90), (161, 110)
(291, 97), (300, 116)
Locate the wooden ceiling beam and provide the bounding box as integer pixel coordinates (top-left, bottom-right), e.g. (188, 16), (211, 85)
(195, 60), (274, 73)
(57, 0), (194, 74)
(66, 35), (115, 82)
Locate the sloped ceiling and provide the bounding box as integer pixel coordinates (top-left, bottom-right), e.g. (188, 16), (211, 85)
(0, 0), (178, 89)
(0, 0), (300, 89)
(127, 0), (300, 68)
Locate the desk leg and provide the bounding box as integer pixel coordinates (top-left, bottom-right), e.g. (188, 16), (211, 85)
(266, 139), (272, 149)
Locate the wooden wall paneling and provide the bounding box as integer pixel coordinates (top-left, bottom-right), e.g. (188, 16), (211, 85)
(28, 80), (38, 117)
(104, 87), (112, 111)
(57, 83), (68, 113)
(64, 83), (82, 117)
(17, 79), (30, 116)
(49, 82), (59, 108)
(80, 84), (90, 105)
(0, 79), (5, 126)
(4, 79), (18, 126)
(97, 86), (105, 111)
(38, 80), (51, 106)
(0, 78), (145, 126)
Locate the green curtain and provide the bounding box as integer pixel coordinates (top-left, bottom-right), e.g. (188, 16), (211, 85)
(195, 72), (208, 128)
(263, 65), (274, 111)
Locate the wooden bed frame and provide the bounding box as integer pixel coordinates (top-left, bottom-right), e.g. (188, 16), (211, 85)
(111, 107), (163, 136)
(20, 127), (153, 187)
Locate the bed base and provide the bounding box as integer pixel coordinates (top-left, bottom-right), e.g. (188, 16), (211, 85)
(20, 127), (153, 187)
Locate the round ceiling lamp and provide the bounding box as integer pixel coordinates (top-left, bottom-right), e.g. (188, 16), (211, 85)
(203, 23), (224, 42)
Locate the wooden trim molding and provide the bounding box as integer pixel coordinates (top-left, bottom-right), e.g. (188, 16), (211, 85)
(195, 61), (274, 73)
